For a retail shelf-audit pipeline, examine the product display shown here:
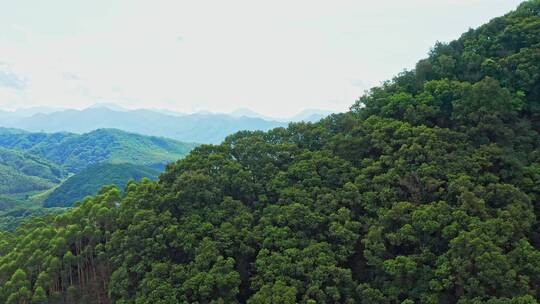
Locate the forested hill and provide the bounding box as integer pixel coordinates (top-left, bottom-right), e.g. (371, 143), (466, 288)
(43, 163), (161, 208)
(1, 1), (539, 303)
(0, 147), (66, 194)
(0, 128), (198, 173)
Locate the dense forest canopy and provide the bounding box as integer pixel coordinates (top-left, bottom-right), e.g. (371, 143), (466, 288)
(1, 1), (539, 303)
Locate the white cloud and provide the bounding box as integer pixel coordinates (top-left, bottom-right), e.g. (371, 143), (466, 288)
(0, 0), (525, 116)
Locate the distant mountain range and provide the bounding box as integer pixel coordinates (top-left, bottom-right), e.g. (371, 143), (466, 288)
(228, 108), (332, 122)
(0, 105), (334, 144)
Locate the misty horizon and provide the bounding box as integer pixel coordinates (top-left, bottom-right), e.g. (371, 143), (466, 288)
(0, 102), (337, 120)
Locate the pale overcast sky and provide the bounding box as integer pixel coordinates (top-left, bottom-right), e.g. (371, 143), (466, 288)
(0, 0), (525, 116)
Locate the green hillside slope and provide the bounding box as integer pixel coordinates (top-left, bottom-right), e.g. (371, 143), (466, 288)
(0, 166), (55, 194)
(0, 128), (198, 172)
(43, 163), (160, 208)
(0, 2), (539, 303)
(0, 148), (66, 194)
(0, 147), (66, 182)
(0, 127), (28, 135)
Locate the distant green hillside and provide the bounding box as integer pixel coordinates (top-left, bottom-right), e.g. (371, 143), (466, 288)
(0, 147), (66, 182)
(0, 129), (195, 225)
(0, 127), (28, 135)
(0, 195), (23, 212)
(0, 207), (65, 231)
(0, 192), (66, 231)
(0, 166), (55, 194)
(0, 148), (66, 194)
(0, 128), (198, 172)
(43, 163), (161, 207)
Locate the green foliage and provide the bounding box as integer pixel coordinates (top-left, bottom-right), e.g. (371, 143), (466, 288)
(1, 2), (540, 304)
(0, 147), (66, 194)
(0, 166), (55, 195)
(0, 206), (66, 232)
(0, 128), (198, 173)
(43, 163), (160, 208)
(0, 128), (196, 229)
(0, 147), (66, 182)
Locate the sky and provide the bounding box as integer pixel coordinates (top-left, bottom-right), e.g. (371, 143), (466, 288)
(0, 0), (526, 117)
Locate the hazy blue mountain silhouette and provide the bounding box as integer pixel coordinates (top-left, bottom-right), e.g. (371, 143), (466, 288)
(2, 108), (288, 143)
